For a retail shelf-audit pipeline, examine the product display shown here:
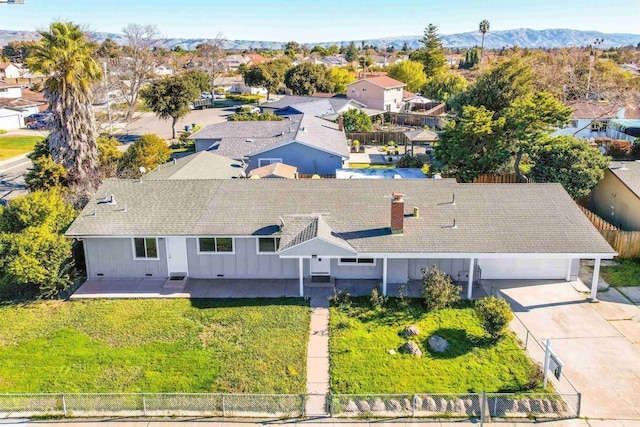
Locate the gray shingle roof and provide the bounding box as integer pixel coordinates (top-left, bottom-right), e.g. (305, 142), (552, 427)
(144, 152), (246, 180)
(189, 113), (349, 158)
(66, 179), (615, 255)
(609, 161), (640, 198)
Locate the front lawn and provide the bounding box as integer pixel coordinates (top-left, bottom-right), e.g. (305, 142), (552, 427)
(330, 298), (542, 394)
(0, 298), (309, 393)
(601, 258), (640, 286)
(0, 136), (45, 161)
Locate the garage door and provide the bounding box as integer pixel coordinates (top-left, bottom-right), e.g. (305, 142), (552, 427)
(0, 113), (21, 130)
(478, 258), (569, 280)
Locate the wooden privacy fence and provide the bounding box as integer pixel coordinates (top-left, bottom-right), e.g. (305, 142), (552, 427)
(470, 173), (522, 183)
(577, 205), (640, 258)
(346, 131), (409, 147)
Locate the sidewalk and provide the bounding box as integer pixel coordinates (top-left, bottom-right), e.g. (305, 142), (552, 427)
(2, 417), (615, 426)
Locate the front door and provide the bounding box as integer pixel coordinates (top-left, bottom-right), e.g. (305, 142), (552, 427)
(166, 237), (189, 275)
(310, 256), (330, 276)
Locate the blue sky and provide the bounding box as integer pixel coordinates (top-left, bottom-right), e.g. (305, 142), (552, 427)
(0, 0), (638, 41)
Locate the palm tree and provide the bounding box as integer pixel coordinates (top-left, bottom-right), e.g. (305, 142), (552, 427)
(27, 22), (102, 188)
(358, 55), (373, 78)
(479, 19), (491, 60)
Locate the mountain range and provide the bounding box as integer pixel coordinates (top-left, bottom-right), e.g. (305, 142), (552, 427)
(1, 28), (639, 51)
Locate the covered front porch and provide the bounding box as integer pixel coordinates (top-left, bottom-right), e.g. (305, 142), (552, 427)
(70, 277), (487, 299)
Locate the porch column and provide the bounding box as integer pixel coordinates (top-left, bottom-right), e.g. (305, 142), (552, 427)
(467, 258), (475, 300)
(299, 258), (304, 297)
(382, 257), (388, 296)
(590, 258), (601, 301)
(565, 258), (573, 282)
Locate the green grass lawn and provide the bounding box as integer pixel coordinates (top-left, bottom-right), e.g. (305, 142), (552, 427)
(330, 298), (542, 394)
(0, 298), (309, 393)
(0, 136), (45, 161)
(601, 258), (640, 286)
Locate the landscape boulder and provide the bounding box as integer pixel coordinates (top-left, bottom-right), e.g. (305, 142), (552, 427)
(401, 325), (420, 337)
(400, 341), (422, 357)
(428, 335), (449, 353)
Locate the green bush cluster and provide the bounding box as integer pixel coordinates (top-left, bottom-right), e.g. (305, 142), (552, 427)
(421, 265), (462, 310)
(474, 296), (513, 340)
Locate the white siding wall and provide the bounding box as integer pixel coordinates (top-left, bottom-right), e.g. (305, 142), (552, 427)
(331, 258), (383, 279)
(478, 258), (570, 280)
(186, 237), (298, 279)
(84, 238), (168, 278)
(387, 258), (408, 283)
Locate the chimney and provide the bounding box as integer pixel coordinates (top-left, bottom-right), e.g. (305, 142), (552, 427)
(338, 115), (344, 132)
(391, 192), (404, 234)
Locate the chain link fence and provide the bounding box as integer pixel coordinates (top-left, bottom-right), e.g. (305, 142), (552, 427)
(328, 392), (579, 419)
(0, 393), (305, 418)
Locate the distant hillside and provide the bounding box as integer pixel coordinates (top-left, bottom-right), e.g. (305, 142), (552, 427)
(1, 28), (639, 51)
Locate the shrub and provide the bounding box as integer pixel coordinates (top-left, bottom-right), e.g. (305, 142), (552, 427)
(117, 134), (171, 178)
(474, 296), (513, 340)
(421, 266), (461, 310)
(0, 129), (7, 135)
(607, 139), (632, 159)
(370, 285), (387, 308)
(332, 288), (351, 309)
(396, 154), (424, 169)
(630, 139), (640, 160)
(228, 112), (283, 121)
(225, 94), (262, 103)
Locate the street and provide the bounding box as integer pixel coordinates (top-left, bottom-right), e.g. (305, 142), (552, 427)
(0, 156), (30, 201)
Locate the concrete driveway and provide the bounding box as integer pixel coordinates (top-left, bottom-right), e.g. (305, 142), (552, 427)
(485, 279), (640, 420)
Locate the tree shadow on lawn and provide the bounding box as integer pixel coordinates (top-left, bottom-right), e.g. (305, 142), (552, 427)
(422, 327), (495, 359)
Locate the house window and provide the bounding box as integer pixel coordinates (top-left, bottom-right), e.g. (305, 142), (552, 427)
(133, 238), (158, 259)
(258, 158), (282, 167)
(591, 120), (608, 132)
(570, 120), (579, 128)
(385, 104), (391, 112)
(257, 237), (281, 253)
(198, 237), (234, 253)
(339, 258), (376, 266)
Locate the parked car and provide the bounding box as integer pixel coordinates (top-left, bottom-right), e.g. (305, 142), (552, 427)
(24, 112), (52, 124)
(200, 92), (213, 99)
(213, 93), (226, 99)
(27, 119), (51, 130)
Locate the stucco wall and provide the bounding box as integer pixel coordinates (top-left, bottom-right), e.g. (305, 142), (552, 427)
(84, 238), (168, 278)
(592, 169), (640, 230)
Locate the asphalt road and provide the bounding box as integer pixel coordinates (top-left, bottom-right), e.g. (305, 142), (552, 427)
(0, 157), (30, 202)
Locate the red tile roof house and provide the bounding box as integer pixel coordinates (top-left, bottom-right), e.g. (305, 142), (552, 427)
(65, 179), (615, 301)
(346, 76), (407, 112)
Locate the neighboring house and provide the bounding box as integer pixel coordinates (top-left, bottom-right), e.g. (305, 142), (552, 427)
(322, 56), (348, 68)
(221, 55), (250, 72)
(248, 162), (298, 179)
(0, 62), (21, 79)
(189, 113), (349, 175)
(347, 76), (406, 112)
(144, 152), (247, 180)
(0, 81), (23, 99)
(65, 179), (615, 299)
(553, 100), (639, 141)
(591, 161), (640, 230)
(261, 95), (382, 120)
(154, 64), (174, 76)
(0, 82), (46, 129)
(213, 76), (267, 95)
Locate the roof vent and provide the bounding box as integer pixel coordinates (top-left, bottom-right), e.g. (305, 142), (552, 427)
(301, 127), (307, 132)
(246, 139), (254, 143)
(120, 204), (127, 213)
(619, 162), (628, 170)
(451, 193), (456, 205)
(105, 194), (116, 205)
(279, 216), (286, 231)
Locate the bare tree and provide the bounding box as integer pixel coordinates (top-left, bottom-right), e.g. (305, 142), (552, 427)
(195, 33), (227, 87)
(117, 24), (160, 122)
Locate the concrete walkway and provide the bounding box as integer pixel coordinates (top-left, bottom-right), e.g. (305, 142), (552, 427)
(305, 290), (331, 416)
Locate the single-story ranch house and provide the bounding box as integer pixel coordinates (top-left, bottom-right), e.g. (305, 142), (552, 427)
(66, 179), (615, 300)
